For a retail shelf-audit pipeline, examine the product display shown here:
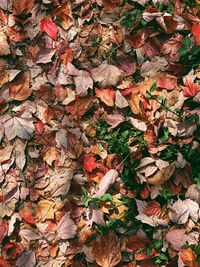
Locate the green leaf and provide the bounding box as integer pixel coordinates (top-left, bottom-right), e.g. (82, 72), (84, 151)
(149, 83), (157, 93)
(158, 253), (168, 261)
(100, 194), (115, 205)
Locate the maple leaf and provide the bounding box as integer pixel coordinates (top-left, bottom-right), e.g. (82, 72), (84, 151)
(4, 116), (35, 140)
(12, 0), (35, 15)
(40, 17), (58, 40)
(95, 88), (116, 106)
(93, 232), (121, 267)
(91, 63), (123, 88)
(0, 31), (10, 56)
(9, 72), (32, 101)
(84, 154), (97, 172)
(192, 24), (200, 45)
(181, 79), (200, 97)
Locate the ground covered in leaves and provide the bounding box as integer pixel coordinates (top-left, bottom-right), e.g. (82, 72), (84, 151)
(1, 0), (200, 266)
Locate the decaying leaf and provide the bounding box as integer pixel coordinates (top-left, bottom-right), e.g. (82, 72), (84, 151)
(146, 163), (175, 185)
(93, 232), (121, 267)
(0, 31), (10, 56)
(91, 63), (123, 88)
(35, 200), (57, 222)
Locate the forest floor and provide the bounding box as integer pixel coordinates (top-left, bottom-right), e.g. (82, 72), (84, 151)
(0, 0), (200, 266)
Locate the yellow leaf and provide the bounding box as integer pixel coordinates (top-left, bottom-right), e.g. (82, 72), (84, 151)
(35, 200), (56, 222)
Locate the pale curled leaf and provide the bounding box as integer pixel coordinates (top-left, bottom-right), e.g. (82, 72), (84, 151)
(93, 169), (119, 198)
(146, 163), (175, 185)
(0, 146), (13, 164)
(115, 90), (129, 108)
(74, 70), (93, 97)
(0, 31), (10, 56)
(186, 184), (200, 204)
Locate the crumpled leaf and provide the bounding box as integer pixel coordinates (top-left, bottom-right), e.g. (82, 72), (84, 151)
(92, 232), (121, 267)
(4, 116), (35, 140)
(129, 117), (147, 132)
(106, 114), (125, 130)
(0, 31), (10, 56)
(135, 199), (157, 227)
(146, 163), (175, 185)
(16, 250), (36, 267)
(86, 207), (105, 226)
(168, 199), (189, 224)
(14, 139), (26, 170)
(74, 70), (93, 97)
(57, 213), (77, 240)
(40, 17), (58, 40)
(140, 57), (168, 77)
(91, 63), (123, 88)
(93, 169), (119, 198)
(9, 72), (31, 101)
(166, 229), (196, 251)
(179, 247), (196, 267)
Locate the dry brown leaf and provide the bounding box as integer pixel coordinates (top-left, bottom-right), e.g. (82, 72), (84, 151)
(129, 94), (140, 114)
(35, 200), (57, 222)
(13, 0), (35, 15)
(0, 31), (10, 56)
(93, 232), (121, 267)
(146, 163), (175, 185)
(9, 72), (32, 101)
(0, 146), (13, 163)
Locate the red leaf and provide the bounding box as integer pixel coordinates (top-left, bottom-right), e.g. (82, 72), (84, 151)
(143, 201), (161, 216)
(0, 220), (8, 243)
(40, 17), (58, 40)
(181, 79), (200, 97)
(84, 154), (97, 172)
(127, 236), (150, 251)
(95, 88), (115, 106)
(34, 120), (44, 135)
(192, 24), (200, 45)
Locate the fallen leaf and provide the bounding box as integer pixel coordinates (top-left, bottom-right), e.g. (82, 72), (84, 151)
(9, 72), (32, 101)
(66, 96), (94, 119)
(157, 74), (177, 90)
(166, 229), (195, 251)
(84, 154), (97, 172)
(19, 202), (35, 224)
(143, 201), (161, 216)
(13, 0), (35, 15)
(179, 247), (196, 267)
(192, 24), (200, 45)
(0, 146), (13, 164)
(91, 63), (123, 88)
(129, 117), (147, 132)
(181, 79), (200, 97)
(186, 184), (200, 204)
(40, 16), (58, 40)
(43, 147), (59, 166)
(183, 199), (199, 222)
(95, 88), (116, 107)
(115, 90), (129, 108)
(168, 199), (189, 224)
(14, 139), (26, 170)
(74, 70), (93, 97)
(35, 200), (56, 222)
(135, 199), (157, 227)
(0, 219), (8, 243)
(0, 31), (10, 56)
(106, 114), (125, 130)
(4, 116), (35, 140)
(146, 163), (175, 185)
(57, 213), (77, 240)
(127, 236), (150, 251)
(94, 169), (119, 198)
(16, 250), (36, 267)
(93, 232), (121, 267)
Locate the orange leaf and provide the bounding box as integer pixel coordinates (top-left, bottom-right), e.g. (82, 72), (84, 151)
(95, 88), (115, 106)
(127, 236), (150, 251)
(92, 232), (121, 267)
(66, 96), (94, 119)
(181, 78), (200, 97)
(0, 220), (8, 243)
(180, 248), (196, 267)
(192, 24), (200, 45)
(19, 202), (35, 224)
(9, 72), (31, 101)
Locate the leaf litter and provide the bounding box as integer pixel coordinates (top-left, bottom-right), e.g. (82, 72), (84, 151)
(0, 0), (200, 266)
